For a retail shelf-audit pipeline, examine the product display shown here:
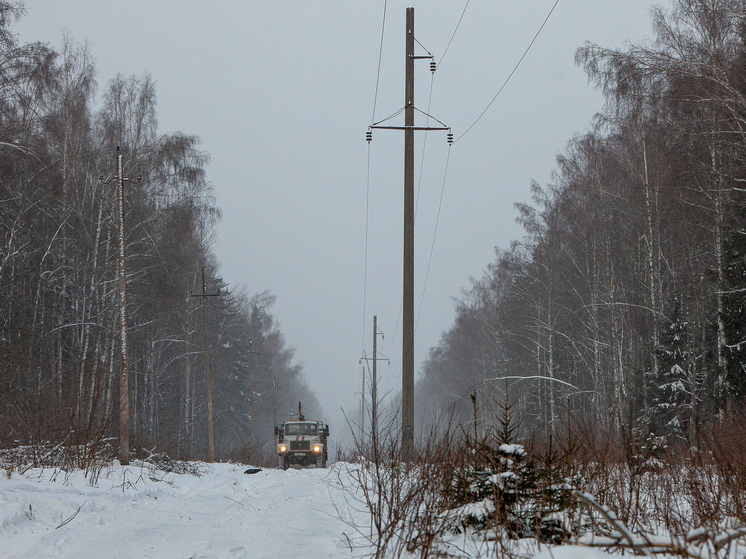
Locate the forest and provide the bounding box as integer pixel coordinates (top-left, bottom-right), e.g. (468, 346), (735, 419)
(0, 2), (319, 461)
(416, 0), (746, 446)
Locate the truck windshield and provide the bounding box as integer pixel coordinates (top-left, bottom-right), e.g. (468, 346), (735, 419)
(284, 422), (318, 436)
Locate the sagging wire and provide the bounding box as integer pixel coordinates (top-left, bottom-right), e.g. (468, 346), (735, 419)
(415, 72), (436, 222)
(371, 0), (389, 125)
(439, 0), (471, 69)
(362, 142), (372, 356)
(364, 0), (389, 358)
(454, 0), (560, 144)
(416, 144), (452, 332)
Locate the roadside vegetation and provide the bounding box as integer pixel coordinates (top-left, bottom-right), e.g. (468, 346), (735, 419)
(0, 2), (318, 463)
(340, 395), (746, 558)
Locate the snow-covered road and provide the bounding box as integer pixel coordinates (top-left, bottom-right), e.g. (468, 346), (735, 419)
(1, 462), (358, 558)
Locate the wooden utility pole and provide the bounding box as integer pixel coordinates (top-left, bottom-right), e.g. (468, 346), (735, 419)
(192, 268), (220, 462)
(368, 8), (450, 460)
(101, 147), (140, 466)
(272, 377), (277, 442)
(360, 362), (366, 445)
(361, 316), (386, 455)
(248, 337), (259, 451)
(372, 315), (379, 446)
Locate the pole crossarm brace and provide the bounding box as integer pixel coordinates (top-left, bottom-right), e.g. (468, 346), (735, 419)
(360, 353), (390, 363)
(370, 105), (450, 132)
(370, 125), (450, 131)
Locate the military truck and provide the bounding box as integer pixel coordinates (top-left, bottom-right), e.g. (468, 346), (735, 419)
(276, 403), (329, 469)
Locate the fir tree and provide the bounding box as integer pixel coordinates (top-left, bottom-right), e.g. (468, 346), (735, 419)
(653, 296), (691, 444)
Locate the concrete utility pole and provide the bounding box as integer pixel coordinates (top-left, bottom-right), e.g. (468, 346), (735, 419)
(402, 7), (416, 460)
(368, 8), (450, 460)
(192, 268), (220, 462)
(101, 147), (140, 466)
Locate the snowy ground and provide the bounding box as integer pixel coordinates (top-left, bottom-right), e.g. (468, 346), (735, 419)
(1, 461), (617, 559)
(1, 462), (358, 559)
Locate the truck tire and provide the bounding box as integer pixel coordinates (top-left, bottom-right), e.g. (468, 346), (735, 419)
(315, 454), (324, 468)
(278, 455), (286, 470)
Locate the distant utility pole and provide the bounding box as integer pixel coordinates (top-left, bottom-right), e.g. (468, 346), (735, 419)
(100, 147), (140, 466)
(360, 316), (387, 454)
(272, 376), (278, 441)
(368, 8), (451, 460)
(360, 361), (366, 446)
(372, 315), (382, 445)
(192, 267), (220, 462)
(248, 337), (260, 451)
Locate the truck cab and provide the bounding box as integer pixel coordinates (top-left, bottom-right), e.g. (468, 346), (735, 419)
(276, 404), (329, 469)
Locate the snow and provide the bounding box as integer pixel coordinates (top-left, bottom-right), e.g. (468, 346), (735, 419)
(531, 545), (615, 559)
(498, 444), (526, 456)
(1, 462), (356, 559)
(0, 460), (662, 559)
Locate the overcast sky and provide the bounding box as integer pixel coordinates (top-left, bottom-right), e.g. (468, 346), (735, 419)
(15, 1), (658, 443)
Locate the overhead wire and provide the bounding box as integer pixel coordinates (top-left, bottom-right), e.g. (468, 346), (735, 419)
(454, 0), (560, 144)
(370, 0), (561, 363)
(415, 1), (560, 327)
(387, 64), (435, 351)
(438, 0), (471, 68)
(371, 0), (389, 125)
(415, 74), (435, 226)
(364, 0), (389, 356)
(417, 145), (451, 331)
(362, 142), (372, 355)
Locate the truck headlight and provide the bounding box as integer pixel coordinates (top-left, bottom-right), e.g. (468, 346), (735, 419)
(313, 445), (322, 453)
(279, 445), (287, 453)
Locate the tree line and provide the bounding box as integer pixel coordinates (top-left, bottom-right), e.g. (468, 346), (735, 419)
(0, 2), (319, 460)
(417, 0), (746, 446)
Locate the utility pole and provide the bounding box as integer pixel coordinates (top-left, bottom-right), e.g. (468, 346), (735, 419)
(372, 315), (380, 447)
(360, 317), (388, 459)
(368, 8), (450, 460)
(360, 362), (366, 446)
(272, 376), (277, 443)
(248, 337), (259, 451)
(101, 147), (140, 466)
(192, 268), (220, 462)
(402, 6), (415, 459)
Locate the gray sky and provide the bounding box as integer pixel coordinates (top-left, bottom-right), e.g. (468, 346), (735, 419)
(15, 1), (657, 443)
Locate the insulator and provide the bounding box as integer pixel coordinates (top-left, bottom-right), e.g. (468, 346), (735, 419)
(430, 60), (436, 73)
(366, 130), (372, 143)
(447, 132), (454, 145)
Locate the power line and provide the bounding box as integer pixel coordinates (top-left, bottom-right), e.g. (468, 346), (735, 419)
(364, 0), (388, 356)
(455, 0), (560, 144)
(415, 72), (435, 222)
(439, 0), (471, 68)
(362, 143), (372, 355)
(371, 0), (389, 124)
(416, 145), (452, 331)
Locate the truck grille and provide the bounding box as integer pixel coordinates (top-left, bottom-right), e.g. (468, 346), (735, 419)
(290, 441), (310, 451)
